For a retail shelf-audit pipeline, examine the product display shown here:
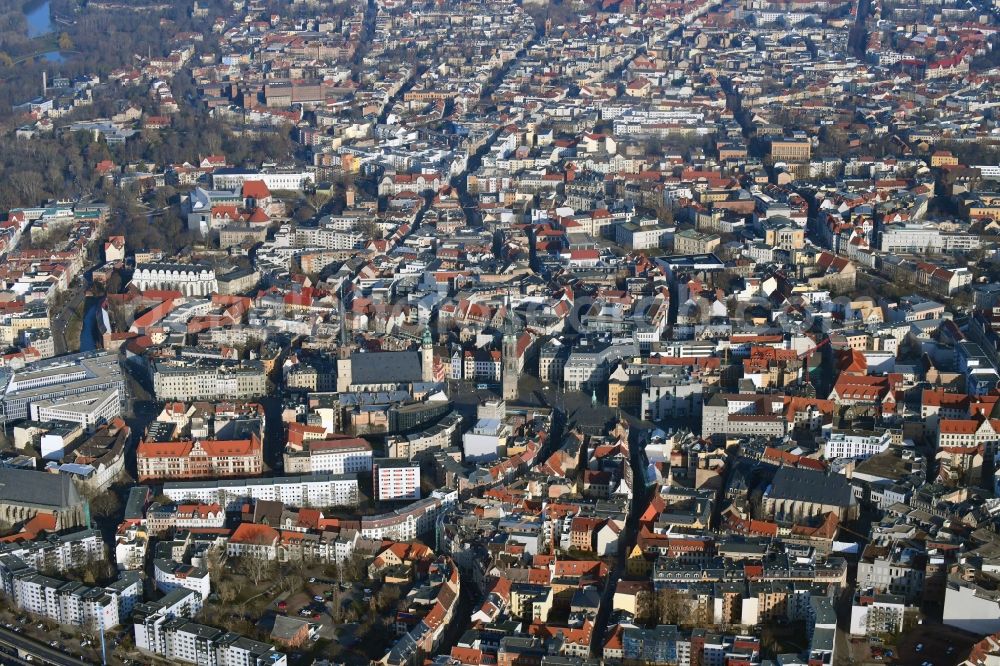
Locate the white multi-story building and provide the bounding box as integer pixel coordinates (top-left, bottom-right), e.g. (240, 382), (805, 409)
(849, 591), (905, 636)
(641, 373), (704, 422)
(879, 223), (981, 253)
(146, 618), (287, 666)
(462, 418), (505, 462)
(0, 563), (141, 631)
(858, 548), (925, 602)
(152, 360), (267, 402)
(824, 430), (893, 461)
(943, 578), (1000, 635)
(30, 388), (123, 431)
(153, 559), (211, 601)
(131, 263), (218, 296)
(211, 168), (314, 192)
(11, 574), (112, 629)
(616, 219), (673, 250)
(293, 225), (365, 250)
(359, 489), (457, 541)
(133, 589), (204, 654)
(162, 473), (360, 511)
(386, 412), (462, 460)
(115, 524), (148, 571)
(282, 438), (373, 475)
(0, 351), (126, 424)
(373, 459), (421, 501)
(0, 529), (142, 630)
(0, 529), (105, 573)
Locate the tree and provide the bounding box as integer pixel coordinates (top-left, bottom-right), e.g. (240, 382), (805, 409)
(204, 547), (225, 584)
(280, 565), (304, 593)
(324, 561), (341, 581)
(58, 32), (73, 51)
(218, 580), (239, 603)
(340, 554), (368, 582)
(87, 490), (121, 520)
(359, 218), (383, 240)
(375, 584), (401, 613)
(655, 588), (691, 625)
(239, 556), (275, 586)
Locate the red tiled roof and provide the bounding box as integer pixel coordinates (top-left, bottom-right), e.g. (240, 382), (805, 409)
(242, 179), (271, 199)
(230, 523), (279, 545)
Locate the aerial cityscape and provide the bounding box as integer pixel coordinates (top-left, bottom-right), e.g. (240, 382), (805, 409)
(0, 0), (998, 664)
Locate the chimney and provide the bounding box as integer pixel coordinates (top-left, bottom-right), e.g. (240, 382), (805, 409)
(42, 71), (46, 96)
(346, 185), (355, 208)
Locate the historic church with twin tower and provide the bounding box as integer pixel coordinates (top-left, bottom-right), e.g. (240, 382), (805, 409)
(337, 316), (521, 400)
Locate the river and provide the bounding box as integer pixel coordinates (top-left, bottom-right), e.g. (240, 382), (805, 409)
(79, 298), (101, 353)
(24, 0), (53, 39)
(23, 0), (65, 62)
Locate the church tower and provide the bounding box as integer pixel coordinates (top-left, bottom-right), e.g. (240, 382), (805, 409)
(336, 286), (352, 393)
(502, 309), (518, 401)
(421, 326), (434, 382)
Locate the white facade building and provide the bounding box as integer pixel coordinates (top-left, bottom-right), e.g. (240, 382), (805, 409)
(283, 439), (373, 475)
(162, 473), (360, 511)
(152, 361), (267, 402)
(0, 529), (105, 573)
(849, 591), (905, 636)
(373, 459), (421, 501)
(943, 579), (1000, 635)
(212, 169), (314, 192)
(824, 430), (893, 461)
(131, 263), (218, 297)
(359, 489), (457, 541)
(30, 388), (123, 431)
(462, 418), (504, 462)
(0, 563), (141, 632)
(153, 559), (212, 601)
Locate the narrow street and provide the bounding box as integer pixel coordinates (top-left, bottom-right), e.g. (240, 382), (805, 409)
(424, 21), (546, 659)
(448, 26), (542, 228)
(51, 280), (88, 355)
(590, 423), (653, 656)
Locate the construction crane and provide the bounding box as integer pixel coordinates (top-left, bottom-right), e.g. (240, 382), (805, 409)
(797, 337), (831, 385)
(798, 336), (831, 361)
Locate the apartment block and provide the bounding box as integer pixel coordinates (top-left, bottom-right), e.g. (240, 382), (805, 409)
(373, 458), (422, 502)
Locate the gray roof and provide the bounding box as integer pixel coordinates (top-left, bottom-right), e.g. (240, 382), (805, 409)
(270, 614), (310, 641)
(350, 351), (423, 385)
(767, 467), (853, 508)
(124, 486), (149, 521)
(0, 467), (82, 510)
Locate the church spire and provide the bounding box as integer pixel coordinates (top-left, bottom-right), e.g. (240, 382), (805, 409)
(502, 288), (519, 401)
(338, 282), (348, 348)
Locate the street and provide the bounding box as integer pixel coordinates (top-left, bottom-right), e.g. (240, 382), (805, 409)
(51, 281), (87, 355)
(0, 626), (90, 666)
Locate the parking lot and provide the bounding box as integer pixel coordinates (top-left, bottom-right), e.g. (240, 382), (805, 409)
(891, 623), (981, 666)
(845, 636), (896, 665)
(268, 577), (375, 642)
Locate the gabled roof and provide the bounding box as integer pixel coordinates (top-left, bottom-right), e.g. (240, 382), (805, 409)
(229, 522), (279, 545)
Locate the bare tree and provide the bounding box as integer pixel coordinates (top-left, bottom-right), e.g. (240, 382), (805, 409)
(655, 588), (690, 625)
(375, 584), (402, 613)
(218, 580), (239, 603)
(239, 556), (275, 586)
